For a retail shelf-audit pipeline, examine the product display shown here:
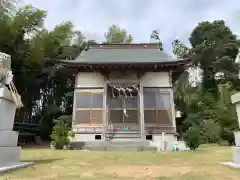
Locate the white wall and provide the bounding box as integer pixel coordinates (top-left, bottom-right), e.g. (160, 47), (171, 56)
(75, 72), (105, 88)
(140, 72), (171, 87)
(76, 72), (171, 88)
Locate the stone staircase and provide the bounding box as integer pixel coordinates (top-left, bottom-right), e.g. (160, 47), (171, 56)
(71, 139), (157, 151)
(106, 130), (142, 140)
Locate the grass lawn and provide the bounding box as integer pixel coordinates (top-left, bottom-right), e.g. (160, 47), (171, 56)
(1, 145), (240, 180)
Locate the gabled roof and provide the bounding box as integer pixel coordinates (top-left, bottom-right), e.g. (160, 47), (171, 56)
(58, 44), (191, 68)
(75, 43), (172, 64)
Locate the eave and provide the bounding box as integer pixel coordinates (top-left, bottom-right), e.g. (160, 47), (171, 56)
(57, 58), (191, 71)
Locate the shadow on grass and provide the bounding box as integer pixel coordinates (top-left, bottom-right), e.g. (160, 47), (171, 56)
(0, 159), (62, 175)
(32, 158), (62, 165)
(0, 159), (59, 174)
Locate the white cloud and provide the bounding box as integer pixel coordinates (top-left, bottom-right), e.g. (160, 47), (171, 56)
(21, 0), (240, 53)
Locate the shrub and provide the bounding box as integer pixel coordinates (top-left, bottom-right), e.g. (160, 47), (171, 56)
(199, 120), (222, 143)
(183, 126), (200, 151)
(50, 119), (72, 149)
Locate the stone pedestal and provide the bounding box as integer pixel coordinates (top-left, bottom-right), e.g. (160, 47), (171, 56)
(221, 92), (240, 168)
(0, 87), (33, 172)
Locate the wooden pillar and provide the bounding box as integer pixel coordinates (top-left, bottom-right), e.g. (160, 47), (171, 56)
(102, 82), (107, 140)
(169, 70), (176, 131)
(139, 84), (145, 140)
(71, 74), (78, 133)
(170, 88), (176, 130)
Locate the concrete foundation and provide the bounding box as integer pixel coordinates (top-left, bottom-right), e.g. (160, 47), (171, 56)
(0, 131), (18, 147)
(0, 147), (21, 166)
(221, 132), (240, 168)
(220, 162), (240, 168)
(0, 87), (33, 172)
(70, 133), (186, 152)
(234, 131), (240, 146)
(71, 139), (157, 151)
(232, 146), (240, 163)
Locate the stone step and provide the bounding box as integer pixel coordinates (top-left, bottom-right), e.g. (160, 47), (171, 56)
(71, 140), (151, 150)
(105, 145), (157, 152)
(0, 147), (21, 166)
(106, 140), (149, 146)
(106, 133), (141, 139)
(71, 144), (157, 152)
(80, 145), (157, 152)
(0, 131), (18, 147)
(85, 140), (150, 146)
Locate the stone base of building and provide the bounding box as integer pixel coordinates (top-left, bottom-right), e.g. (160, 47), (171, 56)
(71, 139), (156, 151)
(70, 133), (189, 152)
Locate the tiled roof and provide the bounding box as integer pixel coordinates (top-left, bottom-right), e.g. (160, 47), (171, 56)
(60, 44), (178, 65)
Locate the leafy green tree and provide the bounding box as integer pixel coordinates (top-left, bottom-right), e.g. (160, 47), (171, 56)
(0, 0), (17, 12)
(172, 39), (190, 58)
(0, 3), (91, 139)
(172, 20), (240, 144)
(189, 20), (239, 98)
(104, 24), (133, 44)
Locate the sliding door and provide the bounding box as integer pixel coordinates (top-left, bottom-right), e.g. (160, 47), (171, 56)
(143, 88), (173, 126)
(74, 89), (103, 126)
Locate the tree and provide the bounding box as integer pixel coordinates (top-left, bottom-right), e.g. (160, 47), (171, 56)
(104, 24), (133, 44)
(72, 30), (85, 46)
(172, 39), (190, 58)
(189, 20), (239, 98)
(0, 0), (17, 11)
(172, 21), (240, 145)
(150, 30), (163, 50)
(0, 4), (92, 140)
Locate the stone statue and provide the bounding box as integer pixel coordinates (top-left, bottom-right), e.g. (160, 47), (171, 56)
(0, 52), (12, 87)
(221, 93), (240, 168)
(0, 52), (32, 172)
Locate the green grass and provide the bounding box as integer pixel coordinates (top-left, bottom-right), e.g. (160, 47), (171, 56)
(1, 145), (240, 180)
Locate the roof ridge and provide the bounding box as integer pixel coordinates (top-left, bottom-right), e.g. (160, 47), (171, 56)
(89, 43), (160, 49)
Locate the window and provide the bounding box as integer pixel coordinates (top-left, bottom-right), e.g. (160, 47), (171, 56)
(143, 88), (172, 125)
(75, 91), (91, 108)
(74, 89), (103, 126)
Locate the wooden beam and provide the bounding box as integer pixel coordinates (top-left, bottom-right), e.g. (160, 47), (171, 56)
(139, 84), (145, 140)
(169, 88), (176, 131)
(71, 76), (78, 133)
(102, 82), (107, 141)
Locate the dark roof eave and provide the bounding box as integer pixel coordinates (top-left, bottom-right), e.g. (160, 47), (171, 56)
(57, 58), (191, 67)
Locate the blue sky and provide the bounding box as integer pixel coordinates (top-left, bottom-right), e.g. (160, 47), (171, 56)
(21, 0), (240, 54)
